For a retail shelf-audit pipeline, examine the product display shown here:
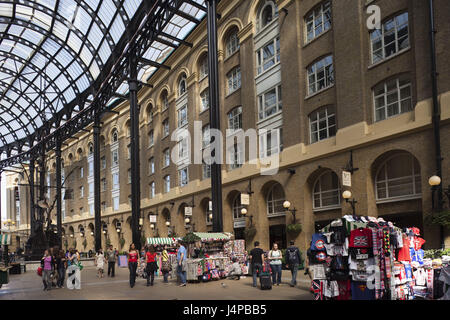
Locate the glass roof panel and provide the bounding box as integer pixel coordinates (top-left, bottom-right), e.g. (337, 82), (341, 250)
(0, 0), (209, 161)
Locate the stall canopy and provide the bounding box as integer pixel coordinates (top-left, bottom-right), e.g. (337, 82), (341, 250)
(146, 237), (176, 245)
(193, 232), (232, 242)
(0, 234), (11, 245)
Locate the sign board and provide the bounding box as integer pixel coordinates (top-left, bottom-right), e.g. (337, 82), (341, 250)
(233, 220), (246, 229)
(342, 171), (352, 187)
(184, 206), (192, 216)
(149, 215), (157, 223)
(118, 255), (128, 268)
(240, 193), (250, 206)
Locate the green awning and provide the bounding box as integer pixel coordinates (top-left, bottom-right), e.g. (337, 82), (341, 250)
(193, 232), (231, 241)
(146, 237), (176, 245)
(0, 234), (11, 245)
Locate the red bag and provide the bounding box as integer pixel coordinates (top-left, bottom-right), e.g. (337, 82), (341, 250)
(37, 267), (42, 277)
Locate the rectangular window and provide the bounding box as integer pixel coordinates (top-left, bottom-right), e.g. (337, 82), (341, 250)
(89, 182), (94, 197)
(203, 164), (211, 179)
(164, 149), (170, 167)
(88, 160), (93, 177)
(178, 167), (189, 187)
(162, 119), (169, 138)
(89, 203), (94, 216)
(259, 128), (283, 158)
(229, 144), (243, 170)
(228, 106), (242, 132)
(227, 67), (241, 95)
(258, 85), (282, 120)
(374, 76), (412, 122)
(309, 107), (336, 143)
(150, 182), (155, 199)
(256, 37), (280, 74)
(112, 173), (119, 190)
(178, 138), (189, 160)
(200, 90), (209, 112)
(164, 176), (170, 193)
(79, 186), (84, 198)
(149, 158), (155, 175)
(371, 12), (409, 64)
(177, 106), (188, 128)
(199, 59), (208, 79)
(148, 131), (154, 147)
(307, 55), (334, 95)
(127, 144), (131, 160)
(113, 196), (119, 211)
(112, 150), (119, 166)
(101, 178), (106, 192)
(101, 201), (106, 212)
(305, 1), (332, 43)
(101, 156), (106, 170)
(80, 167), (84, 178)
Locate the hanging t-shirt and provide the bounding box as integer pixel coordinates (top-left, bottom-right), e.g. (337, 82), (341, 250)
(324, 238), (349, 256)
(402, 262), (413, 281)
(349, 228), (373, 248)
(311, 233), (327, 251)
(348, 256), (375, 272)
(412, 237), (426, 251)
(323, 280), (339, 298)
(308, 249), (328, 264)
(351, 281), (375, 300)
(311, 280), (324, 300)
(414, 268), (427, 286)
(309, 264), (327, 280)
(397, 236), (411, 262)
(336, 279), (351, 300)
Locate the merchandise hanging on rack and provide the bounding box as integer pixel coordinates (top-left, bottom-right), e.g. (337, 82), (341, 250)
(308, 215), (448, 300)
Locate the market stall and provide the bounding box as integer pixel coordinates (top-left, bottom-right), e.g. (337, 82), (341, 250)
(0, 233), (12, 288)
(307, 215), (448, 300)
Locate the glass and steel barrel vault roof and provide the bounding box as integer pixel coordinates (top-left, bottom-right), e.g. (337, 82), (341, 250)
(0, 0), (206, 161)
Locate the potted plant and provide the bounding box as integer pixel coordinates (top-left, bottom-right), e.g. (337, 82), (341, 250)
(105, 238), (111, 248)
(82, 238), (87, 250)
(425, 210), (450, 229)
(119, 237), (125, 249)
(182, 232), (201, 258)
(286, 223), (302, 235)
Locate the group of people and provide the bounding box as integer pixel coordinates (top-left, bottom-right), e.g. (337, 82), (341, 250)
(40, 247), (80, 291)
(249, 240), (302, 287)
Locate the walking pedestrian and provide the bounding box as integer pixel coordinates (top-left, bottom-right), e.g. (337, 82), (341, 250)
(268, 243), (282, 286)
(41, 249), (53, 291)
(95, 248), (106, 278)
(145, 245), (158, 286)
(176, 241), (187, 287)
(128, 243), (140, 288)
(67, 248), (81, 290)
(56, 250), (67, 288)
(161, 245), (171, 283)
(106, 245), (117, 277)
(285, 240), (302, 287)
(249, 241), (265, 287)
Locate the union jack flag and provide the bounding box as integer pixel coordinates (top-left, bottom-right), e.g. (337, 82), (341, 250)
(311, 280), (324, 300)
(354, 236), (368, 247)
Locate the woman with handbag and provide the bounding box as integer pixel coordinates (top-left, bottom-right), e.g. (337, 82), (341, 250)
(161, 245), (171, 283)
(128, 243), (140, 288)
(145, 245), (158, 286)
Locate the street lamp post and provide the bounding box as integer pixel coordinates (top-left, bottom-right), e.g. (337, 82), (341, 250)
(342, 190), (357, 219)
(240, 208), (253, 227)
(2, 220), (15, 266)
(283, 201), (297, 223)
(428, 175), (449, 249)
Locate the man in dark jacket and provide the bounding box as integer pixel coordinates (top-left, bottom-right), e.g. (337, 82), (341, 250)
(285, 241), (302, 287)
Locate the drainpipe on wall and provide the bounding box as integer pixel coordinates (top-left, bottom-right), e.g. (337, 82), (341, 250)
(428, 0), (444, 249)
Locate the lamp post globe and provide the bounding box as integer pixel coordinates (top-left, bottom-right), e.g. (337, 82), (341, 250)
(165, 221), (170, 227)
(283, 200), (291, 209)
(241, 208), (247, 215)
(185, 218), (190, 224)
(429, 175), (441, 186)
(342, 190), (352, 199)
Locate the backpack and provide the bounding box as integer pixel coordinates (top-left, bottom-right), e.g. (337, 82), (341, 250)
(287, 248), (299, 264)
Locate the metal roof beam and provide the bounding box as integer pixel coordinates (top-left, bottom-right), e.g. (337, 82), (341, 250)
(158, 32), (193, 47)
(138, 57), (171, 70)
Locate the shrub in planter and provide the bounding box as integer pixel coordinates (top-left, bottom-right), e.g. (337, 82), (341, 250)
(425, 210), (450, 228)
(286, 223), (302, 235)
(82, 238), (87, 249)
(119, 238), (125, 249)
(182, 232), (201, 244)
(105, 238), (111, 247)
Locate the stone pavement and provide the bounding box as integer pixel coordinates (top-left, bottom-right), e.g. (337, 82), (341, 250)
(0, 266), (312, 300)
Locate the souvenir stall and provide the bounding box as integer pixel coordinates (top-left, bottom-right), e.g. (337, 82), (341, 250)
(0, 233), (12, 288)
(145, 237), (178, 278)
(308, 215), (443, 300)
(223, 239), (249, 276)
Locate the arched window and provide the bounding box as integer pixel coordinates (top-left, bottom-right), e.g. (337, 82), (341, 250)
(267, 184), (285, 217)
(88, 143), (93, 155)
(257, 1), (278, 31)
(161, 90), (169, 111)
(178, 74), (187, 96)
(111, 129), (118, 143)
(198, 54), (208, 79)
(225, 28), (240, 58)
(313, 171), (341, 210)
(147, 103), (154, 123)
(375, 153), (421, 202)
(232, 193), (244, 220)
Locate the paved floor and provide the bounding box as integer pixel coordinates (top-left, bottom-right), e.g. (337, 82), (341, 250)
(0, 266), (312, 300)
